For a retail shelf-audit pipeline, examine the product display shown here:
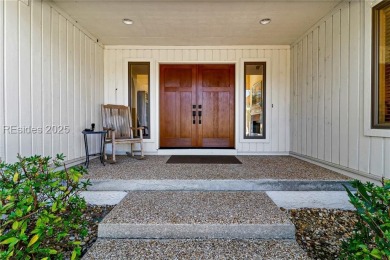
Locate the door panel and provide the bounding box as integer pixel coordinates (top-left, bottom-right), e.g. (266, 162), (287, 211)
(160, 64), (234, 148)
(160, 65), (197, 147)
(197, 65), (235, 148)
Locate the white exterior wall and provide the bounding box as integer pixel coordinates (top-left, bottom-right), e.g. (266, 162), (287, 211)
(104, 46), (290, 154)
(0, 0), (104, 163)
(291, 0), (390, 181)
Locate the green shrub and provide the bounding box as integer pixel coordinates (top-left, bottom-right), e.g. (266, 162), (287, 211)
(340, 178), (390, 260)
(0, 154), (90, 259)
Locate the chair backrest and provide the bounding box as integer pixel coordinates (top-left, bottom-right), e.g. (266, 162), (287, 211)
(101, 104), (134, 139)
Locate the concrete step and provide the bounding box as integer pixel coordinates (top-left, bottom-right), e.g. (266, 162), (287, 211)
(88, 179), (352, 191)
(98, 191), (295, 239)
(82, 239), (309, 259)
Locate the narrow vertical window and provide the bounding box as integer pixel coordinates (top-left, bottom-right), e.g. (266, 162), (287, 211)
(244, 62), (266, 139)
(128, 62), (150, 138)
(373, 2), (390, 128)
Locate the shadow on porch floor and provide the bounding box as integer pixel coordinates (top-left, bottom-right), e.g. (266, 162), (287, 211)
(84, 155), (349, 181)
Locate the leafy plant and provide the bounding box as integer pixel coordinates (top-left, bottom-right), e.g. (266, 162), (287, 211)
(0, 154), (90, 259)
(340, 178), (390, 260)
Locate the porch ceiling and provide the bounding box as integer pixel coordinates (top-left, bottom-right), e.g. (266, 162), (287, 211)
(52, 0), (343, 46)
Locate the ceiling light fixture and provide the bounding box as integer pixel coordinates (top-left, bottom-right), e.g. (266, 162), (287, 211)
(259, 18), (271, 25)
(123, 19), (133, 25)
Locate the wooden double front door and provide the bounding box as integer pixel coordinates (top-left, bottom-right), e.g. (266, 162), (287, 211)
(160, 64), (235, 148)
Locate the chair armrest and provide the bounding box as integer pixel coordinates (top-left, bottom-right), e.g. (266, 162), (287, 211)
(130, 127), (144, 130)
(103, 127), (116, 132)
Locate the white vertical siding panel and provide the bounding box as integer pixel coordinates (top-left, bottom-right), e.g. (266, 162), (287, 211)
(183, 49), (190, 61)
(301, 37), (307, 155)
(115, 49), (124, 105)
(205, 49), (212, 61)
(212, 49), (220, 61)
(42, 3), (52, 157)
(339, 6), (349, 167)
(292, 45), (298, 152)
(324, 17), (333, 162)
(189, 49), (197, 61)
(306, 33), (313, 157)
(80, 35), (86, 156)
(348, 2), (360, 170)
(271, 50), (279, 152)
(370, 138), (384, 177)
(160, 49), (168, 60)
(19, 2), (32, 156)
(31, 0), (43, 156)
(85, 39), (92, 152)
(144, 49), (152, 58)
(152, 49), (159, 60)
(198, 49), (206, 61)
(385, 139), (390, 179)
(59, 15), (68, 156)
(297, 42), (303, 154)
(4, 0), (20, 161)
(108, 50), (116, 103)
(67, 22), (74, 159)
(103, 49), (109, 103)
(317, 22), (326, 160)
(355, 3), (370, 174)
(51, 9), (60, 157)
(264, 49), (272, 151)
(167, 49), (174, 61)
(174, 49), (182, 61)
(285, 49), (291, 152)
(235, 49), (243, 60)
(73, 29), (82, 159)
(249, 142), (257, 152)
(242, 49), (250, 58)
(279, 49), (287, 151)
(91, 44), (97, 152)
(331, 11), (341, 164)
(0, 0), (4, 160)
(136, 49), (144, 59)
(220, 49), (228, 61)
(311, 28), (319, 158)
(227, 49), (235, 61)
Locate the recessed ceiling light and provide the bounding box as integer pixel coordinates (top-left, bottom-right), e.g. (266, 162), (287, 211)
(259, 18), (271, 25)
(123, 19), (133, 25)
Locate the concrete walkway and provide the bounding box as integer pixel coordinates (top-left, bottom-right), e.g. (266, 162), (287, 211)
(83, 239), (309, 259)
(81, 155), (354, 259)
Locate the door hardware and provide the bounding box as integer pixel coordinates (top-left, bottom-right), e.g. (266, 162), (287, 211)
(192, 111), (196, 124)
(198, 111), (202, 124)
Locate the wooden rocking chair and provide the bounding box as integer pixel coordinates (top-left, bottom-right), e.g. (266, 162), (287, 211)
(101, 104), (144, 163)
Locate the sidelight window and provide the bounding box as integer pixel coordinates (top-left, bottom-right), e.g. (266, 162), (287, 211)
(372, 2), (390, 129)
(128, 62), (150, 138)
(244, 62), (266, 139)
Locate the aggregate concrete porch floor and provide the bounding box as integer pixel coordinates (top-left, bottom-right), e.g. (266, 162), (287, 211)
(85, 155), (349, 180)
(82, 239), (309, 260)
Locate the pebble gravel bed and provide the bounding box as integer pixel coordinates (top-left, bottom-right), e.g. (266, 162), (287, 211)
(286, 208), (358, 259)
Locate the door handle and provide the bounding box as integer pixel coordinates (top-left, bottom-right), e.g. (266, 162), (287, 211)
(198, 111), (202, 124)
(192, 111), (196, 124)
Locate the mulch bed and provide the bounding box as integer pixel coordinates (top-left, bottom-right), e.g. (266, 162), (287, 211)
(285, 208), (358, 259)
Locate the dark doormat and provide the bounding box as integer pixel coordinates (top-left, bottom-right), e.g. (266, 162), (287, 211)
(166, 155), (242, 164)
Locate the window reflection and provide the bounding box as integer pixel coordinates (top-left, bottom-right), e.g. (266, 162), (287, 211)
(244, 62), (266, 138)
(129, 63), (150, 138)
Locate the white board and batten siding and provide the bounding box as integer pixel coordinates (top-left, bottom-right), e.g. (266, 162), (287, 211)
(291, 1), (390, 181)
(0, 0), (104, 163)
(104, 46), (290, 154)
